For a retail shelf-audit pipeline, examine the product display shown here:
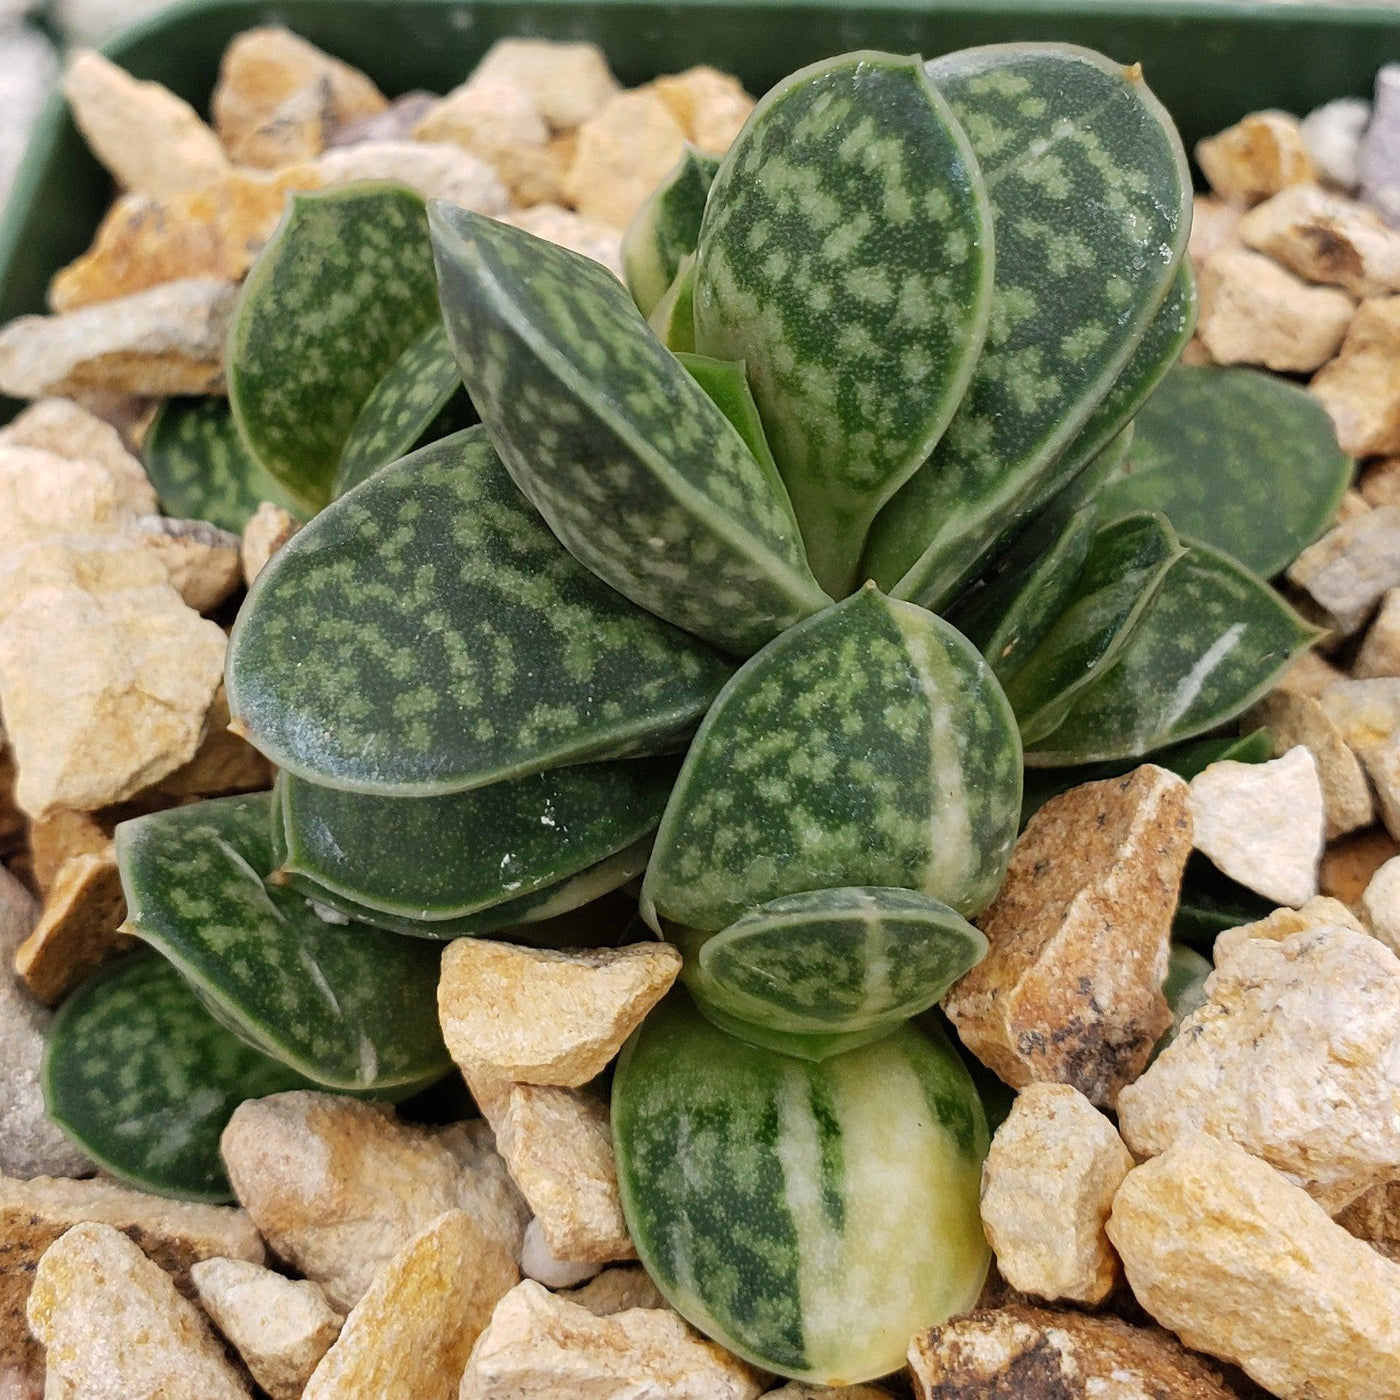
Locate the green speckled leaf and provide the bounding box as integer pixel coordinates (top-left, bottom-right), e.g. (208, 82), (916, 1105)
(690, 887), (986, 1039)
(862, 43), (1191, 609)
(228, 183), (442, 513)
(695, 51), (994, 598)
(1095, 364), (1353, 577)
(115, 794), (450, 1092)
(676, 353), (779, 476)
(642, 587), (1022, 933)
(332, 321), (472, 498)
(227, 428), (731, 795)
(647, 253), (697, 352)
(1005, 511), (1182, 743)
(274, 757), (674, 923)
(144, 398), (296, 532)
(1026, 541), (1319, 766)
(612, 993), (989, 1384)
(623, 146), (719, 317)
(43, 952), (313, 1202)
(430, 204), (829, 656)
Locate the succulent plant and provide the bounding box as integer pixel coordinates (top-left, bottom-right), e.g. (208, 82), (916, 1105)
(43, 39), (1352, 1385)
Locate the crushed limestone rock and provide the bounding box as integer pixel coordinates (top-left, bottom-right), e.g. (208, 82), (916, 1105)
(1311, 295), (1400, 457)
(1287, 503), (1400, 636)
(1196, 110), (1316, 204)
(563, 86), (688, 227)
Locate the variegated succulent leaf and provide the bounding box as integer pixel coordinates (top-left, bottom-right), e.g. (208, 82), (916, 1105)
(43, 951), (314, 1202)
(1003, 510), (1183, 744)
(612, 993), (990, 1383)
(1095, 364), (1353, 577)
(648, 252), (697, 352)
(429, 203), (829, 656)
(226, 428), (732, 795)
(624, 147), (719, 317)
(1025, 540), (1319, 766)
(273, 758), (674, 924)
(861, 43), (1192, 609)
(115, 793), (451, 1093)
(333, 321), (472, 498)
(641, 586), (1022, 934)
(676, 352), (781, 476)
(227, 183), (442, 513)
(695, 51), (994, 598)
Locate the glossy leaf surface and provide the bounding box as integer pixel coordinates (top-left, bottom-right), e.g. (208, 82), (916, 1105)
(430, 203), (829, 656)
(116, 794), (451, 1092)
(695, 51), (994, 597)
(676, 352), (779, 474)
(647, 252), (697, 352)
(227, 428), (732, 794)
(623, 146), (719, 317)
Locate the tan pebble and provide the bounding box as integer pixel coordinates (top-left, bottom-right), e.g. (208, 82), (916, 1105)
(764, 1387), (891, 1399)
(304, 1210), (514, 1399)
(944, 765), (1190, 1108)
(1286, 503), (1400, 635)
(0, 278), (236, 399)
(563, 87), (687, 228)
(213, 26), (386, 169)
(559, 1265), (668, 1316)
(327, 91), (438, 147)
(14, 848), (132, 1005)
(1245, 690), (1373, 838)
(28, 1222), (252, 1397)
(240, 501), (300, 586)
(1197, 247), (1353, 372)
(1361, 855), (1400, 954)
(653, 67), (755, 153)
(0, 444), (155, 544)
(1360, 456), (1400, 508)
(1320, 825), (1400, 905)
(908, 1302), (1243, 1399)
(519, 1217), (601, 1289)
(1196, 110), (1316, 204)
(412, 75), (553, 201)
(1337, 486), (1372, 523)
(0, 397), (151, 495)
(63, 50), (230, 200)
(469, 38), (620, 130)
(132, 516), (242, 613)
(1187, 194), (1243, 272)
(1117, 927), (1400, 1211)
(1179, 335), (1213, 366)
(1311, 294), (1400, 457)
(29, 807), (108, 895)
(1212, 893), (1364, 965)
(459, 1279), (765, 1400)
(1240, 182), (1400, 297)
(311, 139), (508, 212)
(1336, 1180), (1400, 1262)
(1275, 646), (1346, 697)
(0, 1174), (262, 1392)
(220, 1092), (527, 1313)
(1320, 677), (1400, 838)
(1107, 1133), (1400, 1400)
(153, 685), (273, 799)
(979, 1083), (1133, 1305)
(502, 203), (624, 277)
(438, 938), (679, 1088)
(1356, 586), (1400, 676)
(192, 1257), (342, 1400)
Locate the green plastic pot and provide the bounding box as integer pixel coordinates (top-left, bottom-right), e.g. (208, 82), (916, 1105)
(3, 0), (1399, 422)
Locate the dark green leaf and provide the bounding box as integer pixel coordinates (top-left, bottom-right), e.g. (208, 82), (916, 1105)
(1172, 851), (1274, 949)
(1095, 364), (1354, 577)
(430, 204), (829, 656)
(1026, 540), (1319, 766)
(642, 587), (1022, 933)
(696, 51), (994, 597)
(862, 43), (1192, 609)
(676, 352), (779, 474)
(227, 428), (732, 795)
(115, 794), (451, 1093)
(227, 183), (442, 513)
(623, 146), (719, 317)
(43, 952), (313, 1202)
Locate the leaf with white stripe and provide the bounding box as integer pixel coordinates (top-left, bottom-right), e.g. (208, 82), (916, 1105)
(695, 51), (994, 597)
(641, 587), (1022, 934)
(623, 146), (718, 317)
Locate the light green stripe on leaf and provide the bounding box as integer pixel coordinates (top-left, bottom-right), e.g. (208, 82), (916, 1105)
(226, 427), (732, 795)
(624, 147), (719, 317)
(862, 43), (1192, 609)
(227, 182), (443, 513)
(676, 353), (780, 477)
(430, 203), (829, 657)
(648, 253), (697, 352)
(695, 51), (994, 598)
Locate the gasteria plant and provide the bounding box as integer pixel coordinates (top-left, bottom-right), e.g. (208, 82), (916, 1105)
(42, 42), (1347, 1386)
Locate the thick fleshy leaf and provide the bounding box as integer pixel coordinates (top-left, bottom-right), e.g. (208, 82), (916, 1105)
(676, 353), (779, 474)
(332, 321), (472, 498)
(1004, 511), (1182, 743)
(623, 146), (719, 317)
(862, 43), (1191, 609)
(43, 952), (313, 1202)
(612, 993), (989, 1384)
(227, 428), (731, 795)
(227, 183), (442, 513)
(1095, 364), (1353, 577)
(115, 794), (451, 1092)
(647, 253), (697, 352)
(695, 51), (993, 597)
(1025, 541), (1318, 766)
(144, 397), (294, 533)
(642, 587), (1022, 933)
(430, 203), (829, 656)
(274, 758), (674, 923)
(688, 887), (986, 1039)
(1173, 852), (1274, 949)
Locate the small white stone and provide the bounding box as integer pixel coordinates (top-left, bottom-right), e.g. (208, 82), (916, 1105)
(312, 139), (508, 213)
(519, 1217), (601, 1290)
(1188, 747), (1324, 908)
(502, 203), (624, 278)
(1303, 97), (1372, 191)
(1357, 586), (1400, 677)
(1361, 65), (1400, 227)
(1311, 294), (1400, 458)
(131, 516), (242, 613)
(1288, 504), (1400, 635)
(1213, 894), (1365, 966)
(1362, 856), (1400, 956)
(563, 86), (688, 228)
(1320, 678), (1400, 840)
(469, 39), (620, 130)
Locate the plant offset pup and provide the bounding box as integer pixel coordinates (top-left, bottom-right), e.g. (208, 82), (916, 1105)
(44, 41), (1338, 1386)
